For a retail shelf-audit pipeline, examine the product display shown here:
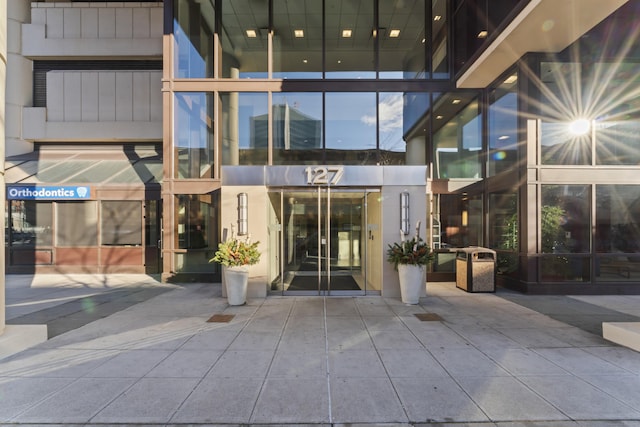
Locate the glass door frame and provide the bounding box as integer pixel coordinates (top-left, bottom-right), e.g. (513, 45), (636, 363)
(270, 187), (377, 296)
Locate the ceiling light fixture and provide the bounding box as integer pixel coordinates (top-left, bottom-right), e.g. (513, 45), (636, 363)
(504, 74), (518, 84)
(246, 29), (257, 38)
(436, 115), (444, 120)
(477, 30), (488, 38)
(342, 29), (352, 38)
(389, 29), (400, 38)
(452, 99), (461, 104)
(294, 29), (304, 38)
(433, 15), (442, 21)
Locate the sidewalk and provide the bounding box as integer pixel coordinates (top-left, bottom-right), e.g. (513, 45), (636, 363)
(1, 274), (640, 426)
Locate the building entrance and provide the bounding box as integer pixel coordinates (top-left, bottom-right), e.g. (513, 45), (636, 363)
(268, 188), (381, 295)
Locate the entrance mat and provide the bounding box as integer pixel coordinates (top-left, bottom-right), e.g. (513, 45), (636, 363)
(287, 275), (361, 291)
(207, 314), (235, 323)
(415, 313), (444, 321)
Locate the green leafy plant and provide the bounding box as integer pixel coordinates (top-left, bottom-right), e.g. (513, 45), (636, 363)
(210, 227), (261, 267)
(387, 224), (433, 270)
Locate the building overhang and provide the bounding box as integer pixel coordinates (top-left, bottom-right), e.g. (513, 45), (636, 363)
(456, 0), (629, 89)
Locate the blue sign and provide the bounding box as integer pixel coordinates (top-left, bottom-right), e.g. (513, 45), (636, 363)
(7, 185), (92, 200)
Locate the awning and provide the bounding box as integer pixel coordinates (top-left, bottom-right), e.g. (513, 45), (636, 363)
(5, 145), (163, 185)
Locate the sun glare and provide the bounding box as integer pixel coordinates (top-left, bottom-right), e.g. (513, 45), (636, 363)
(568, 118), (591, 135)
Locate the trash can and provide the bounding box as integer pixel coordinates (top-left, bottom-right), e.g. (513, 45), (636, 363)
(456, 247), (497, 292)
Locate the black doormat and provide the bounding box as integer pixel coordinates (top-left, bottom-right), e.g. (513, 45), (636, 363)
(287, 275), (361, 291)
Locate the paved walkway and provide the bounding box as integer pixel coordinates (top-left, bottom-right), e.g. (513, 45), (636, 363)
(2, 274), (640, 426)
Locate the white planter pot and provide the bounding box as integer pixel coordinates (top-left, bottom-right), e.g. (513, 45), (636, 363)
(224, 266), (249, 305)
(397, 264), (426, 304)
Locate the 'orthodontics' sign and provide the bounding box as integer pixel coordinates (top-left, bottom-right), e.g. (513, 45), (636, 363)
(7, 185), (92, 200)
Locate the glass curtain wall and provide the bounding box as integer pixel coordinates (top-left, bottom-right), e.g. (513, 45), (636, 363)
(186, 0), (448, 79)
(174, 0), (215, 78)
(539, 185), (591, 282)
(433, 96), (482, 178)
(488, 71), (518, 175)
(221, 92), (269, 165)
(272, 92), (323, 164)
(221, 0), (269, 78)
(174, 93), (215, 178)
(596, 185), (640, 281)
(325, 93), (377, 164)
(273, 0), (322, 79)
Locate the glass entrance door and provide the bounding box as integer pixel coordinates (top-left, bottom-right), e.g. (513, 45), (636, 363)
(269, 188), (377, 295)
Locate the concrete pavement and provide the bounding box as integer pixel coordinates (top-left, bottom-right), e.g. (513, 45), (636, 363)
(1, 274), (640, 426)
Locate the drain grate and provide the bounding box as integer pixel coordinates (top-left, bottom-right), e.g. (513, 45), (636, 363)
(207, 314), (235, 323)
(415, 313), (443, 321)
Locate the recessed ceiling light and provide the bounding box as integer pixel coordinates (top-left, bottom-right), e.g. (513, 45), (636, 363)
(452, 99), (461, 104)
(337, 60), (342, 64)
(498, 135), (510, 140)
(303, 59), (308, 63)
(342, 29), (352, 38)
(504, 74), (518, 84)
(294, 29), (304, 38)
(246, 29), (257, 38)
(421, 38), (426, 44)
(477, 30), (488, 38)
(434, 15), (442, 21)
(389, 29), (400, 38)
(436, 115), (444, 120)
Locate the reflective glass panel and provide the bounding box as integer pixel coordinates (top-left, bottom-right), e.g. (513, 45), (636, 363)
(325, 92), (377, 165)
(56, 202), (98, 247)
(596, 185), (640, 254)
(488, 72), (518, 175)
(221, 0), (268, 78)
(174, 93), (215, 179)
(325, 0), (375, 79)
(593, 63), (640, 164)
(273, 0), (323, 79)
(541, 185), (590, 254)
(174, 0), (215, 78)
(272, 93), (323, 165)
(378, 0), (426, 79)
(539, 62), (591, 165)
(379, 92), (408, 164)
(175, 194), (216, 273)
(101, 201), (142, 246)
(221, 92), (269, 165)
(433, 96), (482, 178)
(432, 0), (448, 79)
(9, 201), (52, 247)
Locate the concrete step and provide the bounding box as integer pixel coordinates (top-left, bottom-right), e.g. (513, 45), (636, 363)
(602, 322), (640, 352)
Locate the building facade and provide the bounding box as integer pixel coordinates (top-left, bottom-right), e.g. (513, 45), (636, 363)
(5, 0), (640, 295)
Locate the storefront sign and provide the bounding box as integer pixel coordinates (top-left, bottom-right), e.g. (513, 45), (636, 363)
(7, 185), (91, 200)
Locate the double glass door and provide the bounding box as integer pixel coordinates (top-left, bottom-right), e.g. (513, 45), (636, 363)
(269, 188), (381, 295)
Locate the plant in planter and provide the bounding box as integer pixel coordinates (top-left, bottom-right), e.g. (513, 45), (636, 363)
(210, 226), (261, 305)
(387, 222), (434, 304)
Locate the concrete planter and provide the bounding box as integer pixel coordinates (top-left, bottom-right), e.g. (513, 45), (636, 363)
(397, 264), (426, 304)
(224, 266), (249, 305)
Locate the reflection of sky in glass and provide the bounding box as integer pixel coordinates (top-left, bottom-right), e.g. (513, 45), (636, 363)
(326, 93), (376, 150)
(489, 93), (518, 150)
(174, 21), (205, 78)
(376, 93), (405, 152)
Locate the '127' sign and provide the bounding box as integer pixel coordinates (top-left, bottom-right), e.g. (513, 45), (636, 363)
(304, 166), (344, 185)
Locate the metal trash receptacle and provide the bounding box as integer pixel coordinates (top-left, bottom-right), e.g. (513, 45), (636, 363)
(455, 247), (497, 292)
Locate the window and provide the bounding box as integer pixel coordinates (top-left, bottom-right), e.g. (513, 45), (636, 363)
(9, 201), (52, 247)
(174, 92), (215, 178)
(56, 202), (98, 247)
(101, 201), (142, 246)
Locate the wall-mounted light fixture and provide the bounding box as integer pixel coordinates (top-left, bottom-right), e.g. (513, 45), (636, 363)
(238, 193), (248, 235)
(400, 192), (410, 235)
